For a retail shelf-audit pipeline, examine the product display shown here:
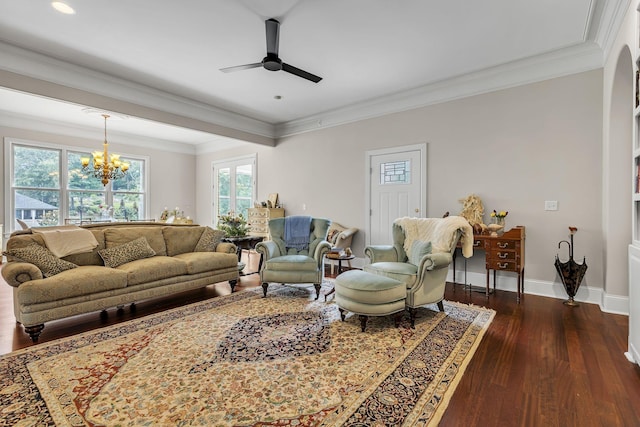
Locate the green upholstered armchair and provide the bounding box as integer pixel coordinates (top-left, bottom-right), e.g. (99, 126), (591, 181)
(255, 217), (331, 299)
(363, 215), (473, 326)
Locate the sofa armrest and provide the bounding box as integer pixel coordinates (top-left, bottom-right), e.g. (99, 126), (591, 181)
(216, 242), (237, 254)
(255, 240), (280, 261)
(364, 245), (399, 263)
(1, 262), (43, 287)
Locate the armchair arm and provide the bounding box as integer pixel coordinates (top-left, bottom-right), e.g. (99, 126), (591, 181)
(419, 252), (453, 271)
(216, 242), (237, 254)
(255, 240), (281, 261)
(364, 245), (400, 263)
(335, 227), (358, 247)
(314, 240), (332, 267)
(1, 262), (43, 288)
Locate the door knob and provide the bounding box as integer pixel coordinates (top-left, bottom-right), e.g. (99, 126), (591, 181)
(415, 209), (419, 213)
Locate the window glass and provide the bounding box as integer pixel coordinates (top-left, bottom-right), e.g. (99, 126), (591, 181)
(380, 160), (411, 185)
(7, 141), (147, 231)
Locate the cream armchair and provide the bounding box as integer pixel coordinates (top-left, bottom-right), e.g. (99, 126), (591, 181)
(364, 215), (473, 327)
(256, 217), (331, 299)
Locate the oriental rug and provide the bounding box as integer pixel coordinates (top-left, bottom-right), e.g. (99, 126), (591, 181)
(0, 282), (495, 426)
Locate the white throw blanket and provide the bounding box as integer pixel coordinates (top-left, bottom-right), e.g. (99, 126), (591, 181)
(33, 225), (99, 258)
(395, 216), (474, 258)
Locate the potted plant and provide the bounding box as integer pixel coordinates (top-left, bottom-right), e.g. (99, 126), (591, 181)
(218, 211), (248, 237)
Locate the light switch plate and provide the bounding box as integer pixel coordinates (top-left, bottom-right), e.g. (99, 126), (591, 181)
(545, 200), (558, 211)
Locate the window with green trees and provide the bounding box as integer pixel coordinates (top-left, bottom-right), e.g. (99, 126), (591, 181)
(214, 156), (255, 227)
(8, 140), (147, 231)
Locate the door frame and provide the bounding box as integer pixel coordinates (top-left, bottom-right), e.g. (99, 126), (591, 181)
(365, 143), (427, 246)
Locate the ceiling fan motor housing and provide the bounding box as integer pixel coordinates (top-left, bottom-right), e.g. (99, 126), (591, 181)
(263, 55), (282, 71)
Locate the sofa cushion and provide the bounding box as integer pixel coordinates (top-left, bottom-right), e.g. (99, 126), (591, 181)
(115, 256), (189, 286)
(174, 252), (238, 274)
(104, 227), (167, 256)
(194, 227), (225, 252)
(408, 240), (432, 266)
(4, 243), (78, 277)
(163, 226), (205, 256)
(62, 230), (106, 266)
(98, 237), (156, 268)
(18, 265), (128, 304)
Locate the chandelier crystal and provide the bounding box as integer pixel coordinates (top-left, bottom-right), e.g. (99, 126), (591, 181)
(81, 114), (129, 186)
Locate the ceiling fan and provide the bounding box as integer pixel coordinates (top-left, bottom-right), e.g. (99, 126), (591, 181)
(220, 18), (322, 83)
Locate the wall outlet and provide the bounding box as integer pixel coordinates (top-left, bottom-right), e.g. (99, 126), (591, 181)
(302, 203), (307, 211)
(545, 200), (558, 211)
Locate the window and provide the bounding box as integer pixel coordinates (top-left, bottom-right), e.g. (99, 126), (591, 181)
(213, 155), (256, 226)
(6, 139), (148, 231)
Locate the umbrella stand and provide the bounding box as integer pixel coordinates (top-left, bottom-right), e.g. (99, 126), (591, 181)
(554, 227), (587, 306)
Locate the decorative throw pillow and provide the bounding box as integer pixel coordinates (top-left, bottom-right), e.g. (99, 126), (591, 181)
(408, 240), (432, 266)
(98, 237), (156, 268)
(194, 228), (225, 252)
(3, 243), (78, 277)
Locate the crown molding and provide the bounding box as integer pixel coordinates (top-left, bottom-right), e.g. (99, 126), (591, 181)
(276, 42), (604, 137)
(0, 41), (276, 145)
(0, 110), (198, 155)
(593, 0), (631, 60)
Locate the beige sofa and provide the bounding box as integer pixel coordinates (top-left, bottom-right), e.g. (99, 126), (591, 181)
(2, 222), (239, 342)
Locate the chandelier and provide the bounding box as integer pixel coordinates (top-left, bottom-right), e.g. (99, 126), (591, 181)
(81, 114), (129, 186)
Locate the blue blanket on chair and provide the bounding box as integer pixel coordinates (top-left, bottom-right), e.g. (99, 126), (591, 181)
(284, 216), (312, 250)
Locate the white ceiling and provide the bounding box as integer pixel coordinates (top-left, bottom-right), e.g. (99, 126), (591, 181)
(0, 0), (624, 150)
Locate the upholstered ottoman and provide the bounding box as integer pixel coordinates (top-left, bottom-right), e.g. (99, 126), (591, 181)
(334, 270), (406, 332)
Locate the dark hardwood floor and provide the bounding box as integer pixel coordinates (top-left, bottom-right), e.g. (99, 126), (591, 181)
(1, 253), (639, 426)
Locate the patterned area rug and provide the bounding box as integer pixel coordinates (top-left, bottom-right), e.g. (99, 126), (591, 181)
(0, 282), (495, 426)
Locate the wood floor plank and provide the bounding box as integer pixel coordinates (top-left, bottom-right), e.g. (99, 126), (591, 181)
(0, 256), (639, 425)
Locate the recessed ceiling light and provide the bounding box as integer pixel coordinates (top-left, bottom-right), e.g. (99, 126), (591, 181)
(51, 2), (75, 14)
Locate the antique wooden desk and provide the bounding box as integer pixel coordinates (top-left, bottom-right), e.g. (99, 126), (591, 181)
(453, 226), (526, 302)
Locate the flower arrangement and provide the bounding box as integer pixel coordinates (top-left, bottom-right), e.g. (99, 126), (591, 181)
(218, 211), (248, 237)
(490, 210), (508, 219)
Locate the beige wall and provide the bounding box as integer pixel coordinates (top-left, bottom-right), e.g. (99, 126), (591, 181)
(0, 125), (196, 232)
(197, 70), (605, 293)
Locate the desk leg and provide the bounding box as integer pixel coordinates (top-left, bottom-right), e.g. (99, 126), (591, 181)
(486, 270), (490, 298)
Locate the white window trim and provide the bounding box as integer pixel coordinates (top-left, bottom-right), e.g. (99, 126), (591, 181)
(4, 137), (150, 232)
(211, 153), (257, 226)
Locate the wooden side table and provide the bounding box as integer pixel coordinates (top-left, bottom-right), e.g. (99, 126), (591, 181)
(222, 235), (264, 275)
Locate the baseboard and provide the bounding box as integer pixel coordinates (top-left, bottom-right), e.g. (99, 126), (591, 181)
(625, 341), (640, 365)
(446, 269), (629, 316)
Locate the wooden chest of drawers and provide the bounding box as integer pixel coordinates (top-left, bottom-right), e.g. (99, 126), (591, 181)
(247, 208), (285, 237)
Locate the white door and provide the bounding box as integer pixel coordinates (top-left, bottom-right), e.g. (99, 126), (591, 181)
(367, 145), (426, 246)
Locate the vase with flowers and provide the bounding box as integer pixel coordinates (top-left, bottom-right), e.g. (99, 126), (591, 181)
(490, 210), (508, 229)
(218, 211), (249, 237)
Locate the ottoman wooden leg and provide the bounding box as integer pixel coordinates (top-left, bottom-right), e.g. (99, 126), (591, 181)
(339, 308), (347, 321)
(359, 315), (368, 332)
(437, 301), (445, 312)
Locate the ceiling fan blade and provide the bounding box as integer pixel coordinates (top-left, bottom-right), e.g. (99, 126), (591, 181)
(220, 63), (262, 73)
(282, 63), (322, 83)
(265, 18), (280, 56)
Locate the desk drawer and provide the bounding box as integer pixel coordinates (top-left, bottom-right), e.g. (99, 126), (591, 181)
(473, 239), (485, 248)
(487, 259), (519, 271)
(490, 250), (516, 261)
(490, 240), (517, 250)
